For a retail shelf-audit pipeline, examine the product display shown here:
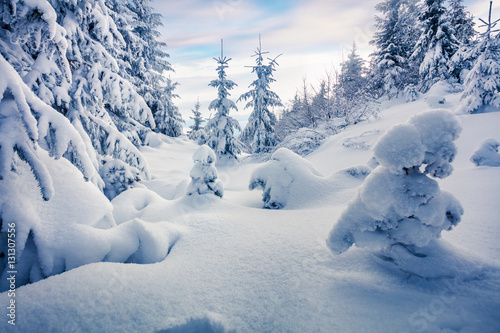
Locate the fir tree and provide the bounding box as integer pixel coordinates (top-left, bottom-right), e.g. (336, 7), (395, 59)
(188, 98), (207, 144)
(190, 98), (205, 132)
(154, 77), (184, 137)
(447, 0), (477, 82)
(370, 0), (420, 97)
(461, 1), (500, 113)
(238, 36), (283, 153)
(205, 40), (242, 161)
(411, 0), (458, 91)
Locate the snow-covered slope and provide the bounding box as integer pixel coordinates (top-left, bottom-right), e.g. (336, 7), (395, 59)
(1, 92), (499, 333)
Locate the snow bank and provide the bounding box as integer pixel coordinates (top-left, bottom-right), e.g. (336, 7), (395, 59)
(0, 150), (182, 290)
(470, 139), (500, 167)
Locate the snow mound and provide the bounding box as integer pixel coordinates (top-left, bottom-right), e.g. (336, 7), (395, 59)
(249, 148), (332, 209)
(160, 314), (234, 333)
(470, 139), (500, 167)
(112, 188), (166, 224)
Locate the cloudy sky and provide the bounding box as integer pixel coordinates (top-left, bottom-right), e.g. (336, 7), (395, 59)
(151, 0), (498, 127)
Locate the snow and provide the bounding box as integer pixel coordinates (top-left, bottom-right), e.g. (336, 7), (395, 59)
(1, 90), (499, 332)
(470, 139), (500, 167)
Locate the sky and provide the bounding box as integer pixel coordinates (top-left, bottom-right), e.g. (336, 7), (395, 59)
(151, 0), (499, 128)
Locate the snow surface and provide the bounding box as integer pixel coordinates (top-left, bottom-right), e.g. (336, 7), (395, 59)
(1, 90), (499, 332)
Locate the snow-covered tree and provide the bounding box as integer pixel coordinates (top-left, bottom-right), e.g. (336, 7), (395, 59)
(238, 37), (283, 154)
(188, 98), (207, 144)
(447, 0), (476, 82)
(411, 0), (458, 91)
(205, 40), (242, 161)
(186, 145), (223, 198)
(337, 43), (378, 124)
(448, 0), (476, 46)
(460, 2), (500, 113)
(154, 77), (184, 137)
(327, 110), (463, 271)
(111, 0), (175, 129)
(370, 0), (420, 97)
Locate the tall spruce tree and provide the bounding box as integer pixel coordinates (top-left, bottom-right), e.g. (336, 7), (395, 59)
(461, 1), (500, 113)
(205, 40), (242, 161)
(371, 0), (420, 98)
(188, 98), (207, 144)
(154, 77), (184, 137)
(238, 36), (283, 154)
(411, 0), (458, 91)
(447, 0), (477, 82)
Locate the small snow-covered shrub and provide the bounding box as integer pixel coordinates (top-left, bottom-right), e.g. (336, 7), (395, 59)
(187, 145), (223, 198)
(470, 139), (500, 167)
(327, 109), (464, 275)
(276, 128), (326, 156)
(100, 159), (142, 199)
(249, 148), (323, 209)
(188, 129), (208, 145)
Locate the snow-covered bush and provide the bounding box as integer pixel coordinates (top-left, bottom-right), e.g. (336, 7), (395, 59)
(249, 148), (324, 209)
(470, 139), (500, 167)
(100, 159), (142, 199)
(327, 109), (464, 273)
(187, 145), (223, 198)
(275, 128), (326, 156)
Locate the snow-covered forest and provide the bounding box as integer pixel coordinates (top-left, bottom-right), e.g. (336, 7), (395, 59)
(0, 0), (499, 332)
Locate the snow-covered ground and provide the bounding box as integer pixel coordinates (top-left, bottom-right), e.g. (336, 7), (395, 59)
(1, 92), (500, 332)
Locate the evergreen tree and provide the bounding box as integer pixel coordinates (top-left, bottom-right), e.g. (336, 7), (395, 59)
(205, 40), (242, 161)
(448, 0), (476, 46)
(186, 145), (223, 198)
(238, 37), (283, 153)
(370, 0), (420, 98)
(188, 98), (207, 144)
(190, 98), (205, 132)
(154, 77), (184, 137)
(337, 43), (377, 124)
(411, 0), (458, 91)
(461, 1), (500, 113)
(447, 0), (477, 82)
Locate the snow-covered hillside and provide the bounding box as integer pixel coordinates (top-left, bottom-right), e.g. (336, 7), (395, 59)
(1, 89), (499, 332)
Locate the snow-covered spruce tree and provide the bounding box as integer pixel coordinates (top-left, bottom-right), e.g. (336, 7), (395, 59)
(370, 0), (420, 98)
(336, 43), (378, 124)
(154, 77), (184, 137)
(205, 40), (243, 161)
(447, 0), (476, 82)
(188, 98), (207, 144)
(54, 0), (155, 196)
(186, 145), (223, 198)
(238, 37), (283, 154)
(448, 0), (476, 46)
(411, 0), (459, 92)
(1, 0), (156, 197)
(460, 1), (500, 113)
(327, 109), (463, 275)
(110, 0), (179, 137)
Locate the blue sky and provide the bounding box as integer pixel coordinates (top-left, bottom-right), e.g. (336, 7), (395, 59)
(151, 0), (498, 127)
